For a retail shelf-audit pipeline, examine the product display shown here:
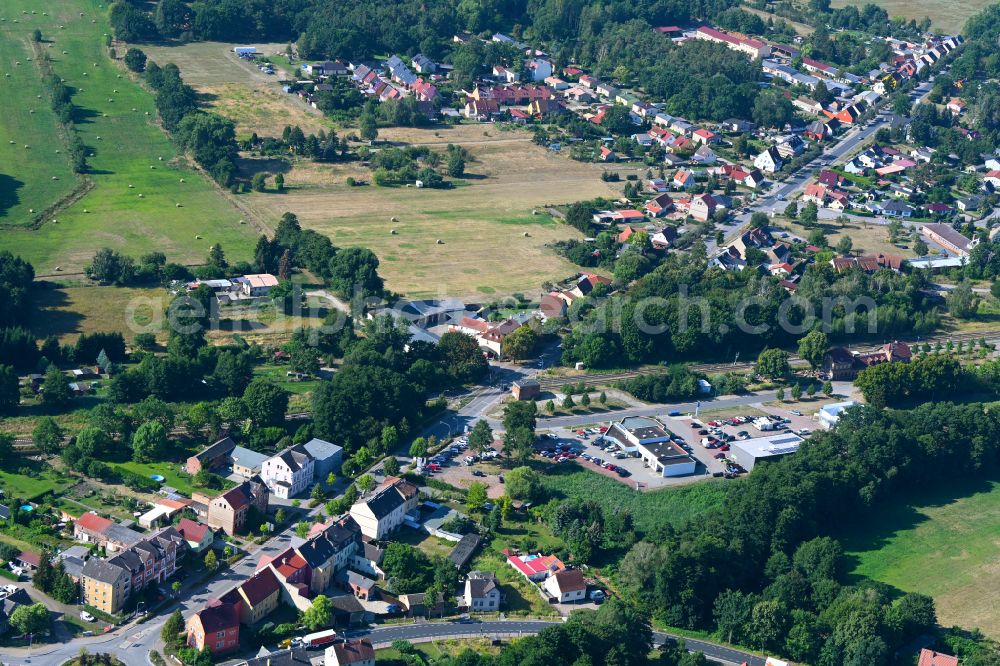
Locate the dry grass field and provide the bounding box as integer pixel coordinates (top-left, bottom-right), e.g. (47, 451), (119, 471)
(246, 125), (631, 298)
(830, 0), (991, 33)
(141, 41), (332, 136)
(773, 216), (915, 258)
(30, 285), (166, 344)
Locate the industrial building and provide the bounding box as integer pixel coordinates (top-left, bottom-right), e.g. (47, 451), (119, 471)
(605, 417), (696, 477)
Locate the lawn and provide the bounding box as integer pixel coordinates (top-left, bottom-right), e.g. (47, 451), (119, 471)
(540, 465), (729, 536)
(840, 478), (1000, 639)
(114, 460), (207, 497)
(244, 124), (631, 299)
(396, 527), (459, 559)
(377, 638), (500, 661)
(830, 0), (992, 33)
(0, 461), (75, 501)
(0, 0), (258, 274)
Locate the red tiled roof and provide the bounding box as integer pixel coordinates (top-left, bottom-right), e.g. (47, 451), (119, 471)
(17, 551), (41, 567)
(239, 567), (281, 607)
(75, 512), (113, 534)
(220, 486), (250, 511)
(177, 518), (210, 544)
(195, 600), (239, 633)
(919, 650), (959, 666)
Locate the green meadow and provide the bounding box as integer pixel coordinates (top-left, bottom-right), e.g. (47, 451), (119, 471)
(0, 0), (257, 273)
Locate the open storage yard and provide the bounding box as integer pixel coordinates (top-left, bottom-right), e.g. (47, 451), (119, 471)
(0, 0), (257, 274)
(246, 124), (628, 298)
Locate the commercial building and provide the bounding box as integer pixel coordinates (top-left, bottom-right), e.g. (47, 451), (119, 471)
(818, 401), (859, 429)
(922, 223), (977, 257)
(605, 416), (696, 476)
(729, 433), (804, 471)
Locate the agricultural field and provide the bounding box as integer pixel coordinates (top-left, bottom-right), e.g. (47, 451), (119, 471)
(246, 124), (631, 298)
(30, 284), (166, 344)
(140, 41), (332, 137)
(0, 0), (257, 274)
(830, 0), (991, 33)
(842, 479), (1000, 639)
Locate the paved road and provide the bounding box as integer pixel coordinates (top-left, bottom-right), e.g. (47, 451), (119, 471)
(349, 620), (767, 666)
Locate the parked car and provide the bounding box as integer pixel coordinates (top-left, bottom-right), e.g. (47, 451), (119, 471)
(471, 470), (486, 477)
(714, 452), (727, 460)
(80, 611), (96, 622)
(790, 410), (802, 416)
(615, 467), (631, 477)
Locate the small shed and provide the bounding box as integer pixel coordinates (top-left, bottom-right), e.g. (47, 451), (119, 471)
(511, 379), (541, 401)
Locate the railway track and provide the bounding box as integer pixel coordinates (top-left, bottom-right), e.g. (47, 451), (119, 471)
(533, 329), (1000, 389)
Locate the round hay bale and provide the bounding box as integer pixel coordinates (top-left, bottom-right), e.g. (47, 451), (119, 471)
(7, 140), (13, 145)
(28, 209), (33, 213)
(51, 176), (57, 180)
(83, 209), (89, 213)
(158, 156), (163, 161)
(390, 216), (399, 222)
(55, 266), (62, 272)
(23, 145), (28, 149)
(55, 149), (60, 153)
(128, 184), (134, 188)
(390, 229), (397, 234)
(523, 231), (530, 237)
(179, 178), (185, 183)
(195, 234), (203, 239)
(150, 165), (154, 169)
(29, 110), (34, 114)
(138, 193), (144, 198)
(176, 203), (182, 207)
(436, 239), (444, 244)
(96, 136), (101, 140)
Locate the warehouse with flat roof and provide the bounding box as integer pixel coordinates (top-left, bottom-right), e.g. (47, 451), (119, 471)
(729, 433), (804, 471)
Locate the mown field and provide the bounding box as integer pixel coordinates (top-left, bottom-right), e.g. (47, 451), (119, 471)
(30, 284), (166, 344)
(141, 41), (331, 137)
(246, 124), (631, 298)
(830, 0), (991, 33)
(541, 465), (729, 535)
(0, 0), (257, 274)
(0, 8), (78, 225)
(842, 478), (1000, 638)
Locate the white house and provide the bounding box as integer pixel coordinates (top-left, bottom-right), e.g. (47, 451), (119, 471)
(240, 273), (279, 297)
(260, 445), (316, 499)
(349, 478), (419, 540)
(544, 569), (587, 603)
(464, 571), (501, 611)
(754, 146), (783, 174)
(527, 58), (553, 82)
(325, 639), (375, 666)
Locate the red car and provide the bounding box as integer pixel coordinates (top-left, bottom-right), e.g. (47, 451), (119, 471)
(707, 420), (720, 427)
(720, 444), (730, 452)
(598, 426), (609, 433)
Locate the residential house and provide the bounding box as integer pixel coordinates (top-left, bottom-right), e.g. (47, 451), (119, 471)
(647, 178), (669, 192)
(527, 58), (553, 82)
(830, 253), (904, 273)
(302, 438), (343, 482)
(776, 135), (805, 159)
(222, 566), (282, 625)
(947, 98), (966, 115)
(598, 145), (616, 162)
(817, 169), (844, 188)
(186, 437), (237, 475)
(804, 119), (831, 140)
(230, 446), (269, 479)
(176, 518), (214, 554)
(880, 201), (914, 218)
(795, 97), (824, 116)
(692, 128), (719, 145)
(689, 194), (718, 222)
(187, 599), (240, 655)
(449, 316), (526, 357)
(632, 132), (654, 147)
(651, 226), (678, 249)
(350, 542), (386, 580)
(544, 569), (587, 603)
(645, 193), (674, 217)
(325, 639), (376, 666)
(296, 518), (360, 593)
(240, 648), (313, 666)
(754, 147), (783, 174)
(0, 588), (31, 635)
(240, 274), (279, 297)
(411, 54), (436, 74)
(81, 527), (187, 614)
(337, 570), (377, 600)
(464, 571), (501, 612)
(349, 478), (419, 540)
(918, 650), (958, 666)
(261, 445), (316, 499)
(506, 552), (565, 582)
(73, 512), (143, 554)
(985, 170), (1000, 189)
(802, 182), (829, 206)
(201, 476), (269, 536)
(464, 97), (501, 120)
(692, 145), (717, 164)
(673, 169), (695, 190)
